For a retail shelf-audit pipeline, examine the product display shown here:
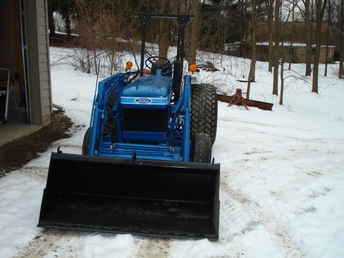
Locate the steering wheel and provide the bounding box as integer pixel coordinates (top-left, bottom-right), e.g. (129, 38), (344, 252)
(145, 56), (172, 75)
(145, 56), (171, 69)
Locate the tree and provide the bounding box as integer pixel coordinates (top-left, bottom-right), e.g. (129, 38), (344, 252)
(339, 0), (344, 78)
(247, 0), (257, 100)
(324, 0), (332, 76)
(183, 0), (201, 64)
(199, 0), (225, 53)
(238, 0), (249, 57)
(246, 0), (257, 100)
(48, 0), (58, 36)
(158, 0), (171, 58)
(272, 0), (282, 96)
(289, 0), (297, 70)
(61, 0), (77, 36)
(304, 0), (312, 76)
(266, 0), (274, 72)
(312, 0), (328, 93)
(188, 0), (201, 64)
(280, 58), (285, 104)
(48, 0), (77, 36)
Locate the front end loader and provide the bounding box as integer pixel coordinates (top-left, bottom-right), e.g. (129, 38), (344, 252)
(38, 14), (220, 240)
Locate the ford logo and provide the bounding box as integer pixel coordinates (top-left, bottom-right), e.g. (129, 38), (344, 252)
(135, 97), (152, 104)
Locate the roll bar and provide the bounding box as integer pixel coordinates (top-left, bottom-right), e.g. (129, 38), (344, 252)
(135, 13), (192, 100)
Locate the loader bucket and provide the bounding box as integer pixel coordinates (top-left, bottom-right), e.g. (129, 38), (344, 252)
(38, 153), (220, 240)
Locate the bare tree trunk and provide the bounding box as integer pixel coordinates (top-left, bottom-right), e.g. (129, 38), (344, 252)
(110, 49), (115, 74)
(289, 0), (296, 70)
(246, 74), (252, 100)
(272, 0), (281, 96)
(312, 0), (328, 93)
(159, 25), (169, 58)
(65, 9), (71, 36)
(239, 0), (246, 57)
(280, 58), (284, 104)
(238, 0), (250, 58)
(86, 50), (91, 74)
(159, 0), (171, 58)
(324, 1), (331, 76)
(340, 0), (344, 78)
(48, 6), (56, 36)
(93, 49), (98, 75)
(280, 10), (287, 103)
(267, 0), (274, 72)
(305, 0), (312, 76)
(312, 38), (321, 93)
(247, 0), (257, 99)
(273, 61), (279, 95)
(249, 0), (257, 83)
(188, 0), (200, 64)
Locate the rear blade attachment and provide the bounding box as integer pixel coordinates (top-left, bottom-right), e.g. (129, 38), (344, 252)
(38, 152), (220, 240)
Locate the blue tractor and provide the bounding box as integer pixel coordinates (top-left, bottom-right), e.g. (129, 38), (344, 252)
(38, 14), (220, 240)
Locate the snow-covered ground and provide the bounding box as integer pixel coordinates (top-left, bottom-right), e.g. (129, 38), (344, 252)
(1, 47), (344, 258)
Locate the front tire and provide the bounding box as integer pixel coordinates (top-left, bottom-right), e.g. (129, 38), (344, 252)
(192, 133), (212, 163)
(191, 84), (218, 144)
(82, 128), (90, 155)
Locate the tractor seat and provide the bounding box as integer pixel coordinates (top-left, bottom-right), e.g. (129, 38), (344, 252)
(122, 75), (172, 98)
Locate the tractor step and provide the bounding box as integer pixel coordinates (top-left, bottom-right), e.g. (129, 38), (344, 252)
(38, 152), (220, 240)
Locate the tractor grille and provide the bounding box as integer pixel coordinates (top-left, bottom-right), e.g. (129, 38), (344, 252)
(122, 109), (168, 132)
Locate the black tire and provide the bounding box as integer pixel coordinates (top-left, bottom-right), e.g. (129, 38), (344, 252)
(192, 133), (212, 163)
(191, 84), (218, 144)
(82, 128), (90, 155)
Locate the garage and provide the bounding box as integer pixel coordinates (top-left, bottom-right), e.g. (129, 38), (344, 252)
(0, 0), (52, 146)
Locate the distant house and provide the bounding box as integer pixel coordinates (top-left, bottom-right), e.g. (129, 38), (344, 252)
(255, 42), (336, 63)
(0, 0), (52, 145)
(250, 21), (334, 44)
(227, 21), (337, 63)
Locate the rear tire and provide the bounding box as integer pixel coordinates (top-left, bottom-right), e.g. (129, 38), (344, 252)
(82, 128), (90, 155)
(192, 133), (212, 163)
(191, 84), (218, 144)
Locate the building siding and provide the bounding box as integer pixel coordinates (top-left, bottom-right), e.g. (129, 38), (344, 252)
(37, 0), (52, 125)
(24, 0), (52, 125)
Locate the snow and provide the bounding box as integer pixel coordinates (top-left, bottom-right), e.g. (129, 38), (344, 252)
(0, 46), (344, 258)
(0, 173), (44, 258)
(256, 42), (336, 48)
(79, 234), (137, 258)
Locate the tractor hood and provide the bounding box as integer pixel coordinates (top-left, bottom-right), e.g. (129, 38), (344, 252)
(122, 75), (172, 98)
(120, 75), (172, 106)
